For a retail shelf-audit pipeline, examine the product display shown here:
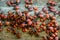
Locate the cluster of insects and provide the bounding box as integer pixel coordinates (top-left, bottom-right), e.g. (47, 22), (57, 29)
(0, 0), (60, 40)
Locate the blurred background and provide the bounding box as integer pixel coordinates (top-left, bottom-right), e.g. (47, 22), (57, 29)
(0, 0), (60, 13)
